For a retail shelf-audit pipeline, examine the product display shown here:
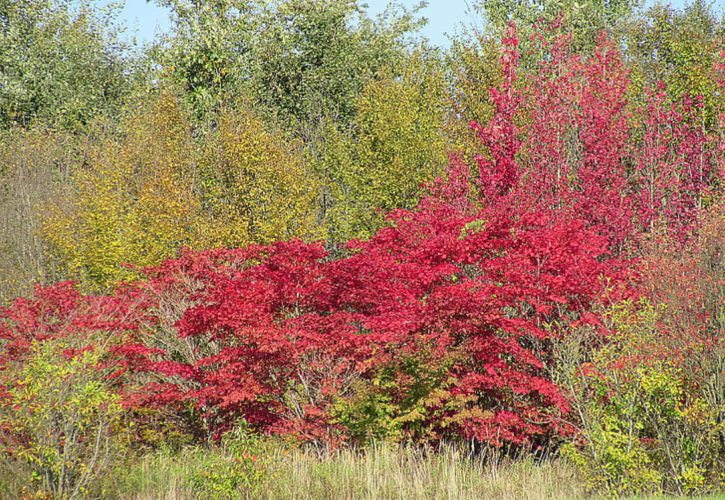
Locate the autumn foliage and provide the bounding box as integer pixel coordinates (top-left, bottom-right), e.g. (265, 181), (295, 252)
(0, 19), (723, 497)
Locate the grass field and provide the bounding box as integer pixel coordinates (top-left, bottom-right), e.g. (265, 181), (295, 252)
(105, 442), (725, 499)
(112, 443), (587, 499)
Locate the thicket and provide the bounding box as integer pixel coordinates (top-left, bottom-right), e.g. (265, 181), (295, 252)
(0, 0), (723, 497)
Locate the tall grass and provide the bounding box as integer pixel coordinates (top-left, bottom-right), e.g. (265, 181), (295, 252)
(262, 444), (585, 500)
(112, 443), (587, 500)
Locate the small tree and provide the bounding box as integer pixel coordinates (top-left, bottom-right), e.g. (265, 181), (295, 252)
(0, 340), (125, 498)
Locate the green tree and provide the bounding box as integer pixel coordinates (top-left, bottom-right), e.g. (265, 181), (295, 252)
(0, 0), (130, 129)
(249, 0), (425, 143)
(476, 0), (640, 52)
(151, 0), (261, 122)
(154, 0), (426, 137)
(623, 0), (724, 124)
(446, 31), (502, 162)
(319, 54), (449, 241)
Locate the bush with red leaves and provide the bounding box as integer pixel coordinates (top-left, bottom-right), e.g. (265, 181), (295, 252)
(0, 26), (720, 450)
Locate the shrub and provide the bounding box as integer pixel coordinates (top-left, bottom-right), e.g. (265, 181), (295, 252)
(0, 340), (125, 498)
(319, 53), (449, 242)
(185, 424), (269, 499)
(41, 92), (323, 292)
(557, 298), (724, 496)
(116, 186), (618, 447)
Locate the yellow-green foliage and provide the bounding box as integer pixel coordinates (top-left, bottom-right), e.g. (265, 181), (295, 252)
(625, 2), (723, 125)
(332, 350), (460, 445)
(200, 107), (324, 247)
(321, 56), (449, 241)
(558, 299), (724, 496)
(42, 92), (323, 290)
(42, 92), (201, 289)
(447, 36), (502, 160)
(0, 341), (125, 499)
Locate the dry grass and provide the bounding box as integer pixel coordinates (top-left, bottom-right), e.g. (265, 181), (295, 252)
(8, 441), (723, 499)
(261, 444), (585, 500)
(116, 443), (586, 500)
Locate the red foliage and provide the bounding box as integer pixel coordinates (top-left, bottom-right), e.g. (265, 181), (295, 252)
(85, 184), (617, 445)
(472, 23), (523, 202)
(0, 283), (139, 367)
(0, 26), (720, 450)
(632, 88), (716, 242)
(471, 27), (719, 252)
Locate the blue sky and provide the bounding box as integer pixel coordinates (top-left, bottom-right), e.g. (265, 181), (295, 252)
(119, 0), (693, 47)
(119, 0), (169, 43)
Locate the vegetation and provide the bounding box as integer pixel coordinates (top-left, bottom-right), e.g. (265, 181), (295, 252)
(0, 0), (723, 497)
(109, 443), (586, 499)
(0, 0), (130, 129)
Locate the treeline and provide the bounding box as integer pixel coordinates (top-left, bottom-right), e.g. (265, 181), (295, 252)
(0, 0), (723, 498)
(0, 0), (721, 298)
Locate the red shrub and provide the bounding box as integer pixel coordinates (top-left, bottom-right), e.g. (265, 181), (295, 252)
(105, 179), (620, 446)
(0, 26), (719, 451)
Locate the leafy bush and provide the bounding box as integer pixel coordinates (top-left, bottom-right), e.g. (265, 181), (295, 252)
(42, 92), (322, 291)
(557, 299), (724, 496)
(0, 340), (125, 498)
(116, 174), (617, 447)
(319, 53), (449, 242)
(186, 424), (269, 498)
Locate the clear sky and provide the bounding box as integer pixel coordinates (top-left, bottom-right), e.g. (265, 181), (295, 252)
(119, 0), (693, 47)
(120, 0), (169, 43)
